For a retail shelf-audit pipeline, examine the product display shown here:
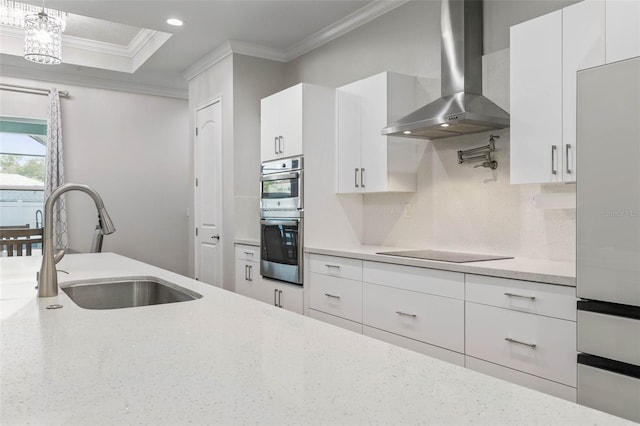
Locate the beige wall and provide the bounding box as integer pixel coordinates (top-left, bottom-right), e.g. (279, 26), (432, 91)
(0, 76), (190, 274)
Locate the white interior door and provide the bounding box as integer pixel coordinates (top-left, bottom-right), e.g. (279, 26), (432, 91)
(195, 100), (222, 287)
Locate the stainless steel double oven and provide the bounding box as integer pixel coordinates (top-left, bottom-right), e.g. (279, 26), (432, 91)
(260, 156), (303, 285)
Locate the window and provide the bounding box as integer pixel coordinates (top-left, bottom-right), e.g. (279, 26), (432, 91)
(0, 118), (46, 229)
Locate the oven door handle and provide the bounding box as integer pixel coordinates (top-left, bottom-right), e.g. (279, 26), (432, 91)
(260, 171), (300, 182)
(260, 219), (300, 227)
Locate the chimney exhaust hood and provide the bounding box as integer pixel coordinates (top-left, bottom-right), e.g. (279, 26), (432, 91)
(381, 0), (509, 140)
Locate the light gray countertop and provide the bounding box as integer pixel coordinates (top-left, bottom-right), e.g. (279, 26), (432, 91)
(305, 245), (576, 286)
(2, 253), (624, 425)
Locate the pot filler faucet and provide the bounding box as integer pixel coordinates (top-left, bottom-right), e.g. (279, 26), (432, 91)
(38, 183), (116, 298)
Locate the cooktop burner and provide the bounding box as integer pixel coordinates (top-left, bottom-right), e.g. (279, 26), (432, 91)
(376, 249), (514, 263)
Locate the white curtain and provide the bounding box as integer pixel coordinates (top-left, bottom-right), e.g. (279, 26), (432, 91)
(45, 88), (67, 249)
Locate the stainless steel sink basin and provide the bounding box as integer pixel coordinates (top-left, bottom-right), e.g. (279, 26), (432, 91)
(61, 276), (202, 310)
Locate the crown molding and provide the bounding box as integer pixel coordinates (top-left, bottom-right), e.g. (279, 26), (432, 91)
(0, 63), (188, 99)
(285, 0), (410, 61)
(182, 0), (410, 81)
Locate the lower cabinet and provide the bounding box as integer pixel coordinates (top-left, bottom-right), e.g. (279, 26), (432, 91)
(307, 253), (578, 402)
(262, 278), (304, 315)
(235, 244), (304, 314)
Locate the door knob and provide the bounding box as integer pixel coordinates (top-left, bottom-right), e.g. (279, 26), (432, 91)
(212, 234), (220, 240)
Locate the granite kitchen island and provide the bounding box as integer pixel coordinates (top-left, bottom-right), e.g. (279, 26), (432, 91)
(0, 253), (633, 425)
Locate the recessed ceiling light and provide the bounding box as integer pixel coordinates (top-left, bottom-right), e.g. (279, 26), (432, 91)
(166, 18), (183, 26)
(403, 130), (412, 134)
(440, 123), (450, 128)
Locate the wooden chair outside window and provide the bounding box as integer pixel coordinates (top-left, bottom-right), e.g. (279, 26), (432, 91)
(0, 226), (44, 256)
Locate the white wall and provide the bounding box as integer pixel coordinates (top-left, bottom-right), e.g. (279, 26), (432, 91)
(0, 76), (190, 273)
(281, 1), (576, 261)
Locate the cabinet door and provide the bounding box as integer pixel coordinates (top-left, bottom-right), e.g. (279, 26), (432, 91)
(510, 10), (563, 184)
(235, 260), (260, 300)
(278, 84), (303, 159)
(606, 0), (640, 64)
(336, 90), (362, 193)
(261, 94), (280, 162)
(262, 280), (304, 314)
(358, 72), (388, 193)
(563, 0), (605, 183)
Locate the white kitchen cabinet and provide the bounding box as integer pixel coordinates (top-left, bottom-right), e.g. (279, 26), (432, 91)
(308, 254), (363, 330)
(260, 84), (303, 162)
(606, 0), (640, 64)
(562, 0), (606, 183)
(465, 274), (578, 396)
(234, 244), (262, 299)
(362, 261), (465, 356)
(510, 10), (563, 184)
(262, 278), (304, 315)
(336, 72), (419, 193)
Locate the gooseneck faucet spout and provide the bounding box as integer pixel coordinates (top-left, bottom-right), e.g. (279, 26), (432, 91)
(38, 183), (116, 298)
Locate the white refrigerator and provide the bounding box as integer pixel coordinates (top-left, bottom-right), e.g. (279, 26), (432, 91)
(576, 56), (640, 423)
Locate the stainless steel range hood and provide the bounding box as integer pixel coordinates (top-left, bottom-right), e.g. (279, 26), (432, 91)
(382, 0), (509, 140)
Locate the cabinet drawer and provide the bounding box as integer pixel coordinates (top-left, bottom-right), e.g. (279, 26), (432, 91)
(364, 326), (464, 367)
(309, 309), (363, 334)
(235, 245), (260, 262)
(309, 254), (362, 281)
(363, 283), (464, 353)
(309, 272), (362, 323)
(578, 363), (640, 423)
(363, 261), (464, 299)
(466, 302), (577, 386)
(577, 307), (640, 366)
(466, 274), (576, 321)
(466, 357), (576, 402)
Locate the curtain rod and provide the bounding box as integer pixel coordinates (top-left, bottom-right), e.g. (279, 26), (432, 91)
(0, 83), (70, 98)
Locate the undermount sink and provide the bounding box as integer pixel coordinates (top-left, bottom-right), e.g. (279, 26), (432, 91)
(61, 276), (202, 310)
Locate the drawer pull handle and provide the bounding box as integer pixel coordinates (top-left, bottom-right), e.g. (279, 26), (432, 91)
(325, 264), (341, 269)
(395, 311), (417, 318)
(324, 293), (341, 299)
(505, 337), (537, 349)
(504, 292), (536, 301)
(243, 251), (254, 256)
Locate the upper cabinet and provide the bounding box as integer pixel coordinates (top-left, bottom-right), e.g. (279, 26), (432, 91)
(510, 10), (564, 184)
(336, 72), (420, 193)
(260, 84), (304, 162)
(606, 0), (640, 63)
(510, 0), (639, 185)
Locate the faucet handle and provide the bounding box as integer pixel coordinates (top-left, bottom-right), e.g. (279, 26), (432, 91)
(54, 249), (66, 264)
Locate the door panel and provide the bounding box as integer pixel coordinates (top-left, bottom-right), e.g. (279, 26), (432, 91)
(195, 101), (222, 287)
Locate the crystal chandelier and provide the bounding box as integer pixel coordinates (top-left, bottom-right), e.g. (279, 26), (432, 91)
(0, 0), (66, 64)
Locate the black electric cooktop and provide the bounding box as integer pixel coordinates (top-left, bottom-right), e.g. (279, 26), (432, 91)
(376, 249), (514, 263)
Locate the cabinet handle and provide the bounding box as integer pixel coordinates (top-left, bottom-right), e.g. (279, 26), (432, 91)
(565, 144), (572, 174)
(244, 265), (249, 281)
(505, 337), (537, 349)
(279, 136), (284, 154)
(504, 292), (536, 301)
(243, 251), (254, 256)
(324, 293), (340, 299)
(354, 168), (360, 188)
(248, 265), (252, 282)
(274, 137), (279, 155)
(324, 264), (340, 269)
(274, 289), (278, 306)
(551, 145), (558, 175)
(360, 168), (365, 188)
(395, 311), (417, 318)
(278, 290), (283, 308)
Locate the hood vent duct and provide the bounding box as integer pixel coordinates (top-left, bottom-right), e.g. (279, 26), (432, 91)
(382, 0), (509, 140)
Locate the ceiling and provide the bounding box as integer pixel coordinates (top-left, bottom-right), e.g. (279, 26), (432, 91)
(0, 0), (410, 98)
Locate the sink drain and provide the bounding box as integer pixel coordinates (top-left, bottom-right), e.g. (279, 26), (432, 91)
(46, 304), (63, 310)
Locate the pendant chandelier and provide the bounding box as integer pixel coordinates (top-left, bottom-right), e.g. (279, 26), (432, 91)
(23, 4), (62, 64)
(0, 0), (66, 64)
